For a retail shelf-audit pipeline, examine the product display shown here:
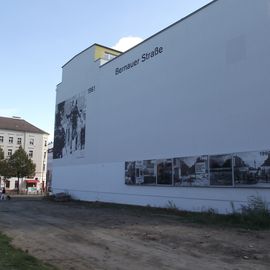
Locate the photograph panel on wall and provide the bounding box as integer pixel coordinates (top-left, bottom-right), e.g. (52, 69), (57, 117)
(209, 154), (233, 186)
(125, 160), (157, 185)
(53, 91), (87, 159)
(234, 150), (270, 188)
(173, 155), (209, 186)
(141, 160), (157, 185)
(157, 159), (173, 185)
(125, 161), (136, 185)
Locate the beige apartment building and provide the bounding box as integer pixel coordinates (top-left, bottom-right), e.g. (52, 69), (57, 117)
(0, 116), (49, 192)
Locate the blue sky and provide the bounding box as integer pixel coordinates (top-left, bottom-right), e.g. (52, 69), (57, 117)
(0, 0), (212, 141)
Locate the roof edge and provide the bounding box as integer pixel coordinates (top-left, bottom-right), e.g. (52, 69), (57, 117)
(62, 43), (122, 68)
(0, 116), (49, 135)
(100, 0), (219, 68)
(1, 128), (50, 136)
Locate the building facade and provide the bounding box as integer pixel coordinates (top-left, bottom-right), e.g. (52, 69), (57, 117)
(0, 116), (49, 192)
(52, 0), (270, 213)
(46, 141), (53, 191)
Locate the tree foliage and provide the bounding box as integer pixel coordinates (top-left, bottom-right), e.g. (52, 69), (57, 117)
(0, 159), (15, 180)
(8, 146), (36, 180)
(0, 147), (5, 177)
(0, 147), (36, 191)
(0, 147), (4, 160)
(0, 148), (15, 185)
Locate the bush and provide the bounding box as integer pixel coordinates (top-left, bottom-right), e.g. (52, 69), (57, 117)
(241, 195), (269, 215)
(237, 195), (270, 229)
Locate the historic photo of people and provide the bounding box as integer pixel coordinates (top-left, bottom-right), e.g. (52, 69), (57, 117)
(53, 91), (86, 159)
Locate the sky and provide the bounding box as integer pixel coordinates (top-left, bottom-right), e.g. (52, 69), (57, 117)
(0, 0), (212, 142)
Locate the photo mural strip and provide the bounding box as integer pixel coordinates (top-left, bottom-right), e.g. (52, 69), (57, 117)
(125, 150), (270, 188)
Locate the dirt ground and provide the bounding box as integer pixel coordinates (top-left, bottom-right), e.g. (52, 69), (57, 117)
(0, 197), (269, 270)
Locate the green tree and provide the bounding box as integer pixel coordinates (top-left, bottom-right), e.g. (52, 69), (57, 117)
(0, 147), (4, 160)
(9, 146), (36, 192)
(0, 148), (14, 188)
(1, 159), (15, 180)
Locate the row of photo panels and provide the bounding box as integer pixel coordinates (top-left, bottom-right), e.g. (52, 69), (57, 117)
(125, 150), (270, 188)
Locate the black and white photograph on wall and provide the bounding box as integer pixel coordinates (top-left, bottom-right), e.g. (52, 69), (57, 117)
(173, 156), (209, 186)
(53, 91), (86, 159)
(157, 159), (173, 185)
(125, 160), (157, 185)
(125, 151), (270, 188)
(134, 161), (144, 184)
(142, 160), (157, 185)
(125, 161), (136, 185)
(210, 154), (233, 186)
(234, 150), (270, 187)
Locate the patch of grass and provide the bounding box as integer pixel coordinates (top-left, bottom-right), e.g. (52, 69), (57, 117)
(0, 233), (57, 270)
(55, 197), (270, 230)
(163, 196), (270, 230)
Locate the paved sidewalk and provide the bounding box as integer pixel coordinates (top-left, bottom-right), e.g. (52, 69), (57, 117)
(1, 194), (45, 200)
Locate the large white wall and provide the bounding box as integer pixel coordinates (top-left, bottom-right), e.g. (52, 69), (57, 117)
(96, 0), (270, 162)
(53, 0), (270, 213)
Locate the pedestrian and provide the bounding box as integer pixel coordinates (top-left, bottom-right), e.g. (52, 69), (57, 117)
(1, 187), (6, 200)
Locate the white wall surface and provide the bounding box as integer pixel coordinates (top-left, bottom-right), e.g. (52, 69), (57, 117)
(53, 0), (270, 212)
(95, 0), (270, 163)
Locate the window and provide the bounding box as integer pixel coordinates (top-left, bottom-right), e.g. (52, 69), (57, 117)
(44, 140), (47, 147)
(29, 138), (34, 145)
(29, 150), (33, 158)
(44, 152), (47, 159)
(15, 181), (18, 189)
(9, 137), (13, 144)
(7, 149), (12, 157)
(43, 163), (46, 171)
(104, 52), (117, 61)
(17, 138), (22, 145)
(0, 136), (3, 143)
(5, 180), (10, 188)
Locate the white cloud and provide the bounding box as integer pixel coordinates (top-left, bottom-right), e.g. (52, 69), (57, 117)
(112, 36), (143, 52)
(0, 108), (18, 118)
